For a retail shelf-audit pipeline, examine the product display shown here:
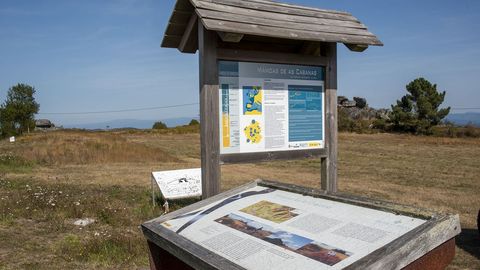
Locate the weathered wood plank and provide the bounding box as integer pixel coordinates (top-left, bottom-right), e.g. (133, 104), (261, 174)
(197, 9), (377, 37)
(202, 18), (382, 46)
(345, 43), (369, 52)
(299, 41), (322, 56)
(194, 1), (367, 29)
(166, 23), (188, 36)
(192, 0), (360, 22)
(320, 157), (328, 190)
(199, 21), (221, 199)
(220, 35), (308, 52)
(217, 48), (328, 66)
(162, 7), (194, 49)
(161, 35), (183, 48)
(402, 239), (455, 270)
(179, 14), (199, 53)
(220, 149), (327, 164)
(175, 0), (194, 12)
(325, 43), (338, 193)
(345, 217), (460, 270)
(217, 32), (244, 43)
(244, 0), (351, 15)
(143, 224), (246, 270)
(147, 240), (195, 270)
(162, 0), (382, 50)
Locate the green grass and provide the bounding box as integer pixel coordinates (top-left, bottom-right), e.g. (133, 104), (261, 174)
(0, 177), (166, 269)
(0, 152), (34, 173)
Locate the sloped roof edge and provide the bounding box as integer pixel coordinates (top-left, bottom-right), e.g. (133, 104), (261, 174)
(162, 0), (382, 53)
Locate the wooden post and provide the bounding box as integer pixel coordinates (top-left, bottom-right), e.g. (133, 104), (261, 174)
(198, 20), (221, 199)
(322, 43), (338, 193)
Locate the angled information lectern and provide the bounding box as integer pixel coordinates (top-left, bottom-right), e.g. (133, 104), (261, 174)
(142, 1), (461, 269)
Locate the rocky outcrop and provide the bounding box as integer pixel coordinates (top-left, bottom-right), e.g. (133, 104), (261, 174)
(338, 96), (389, 121)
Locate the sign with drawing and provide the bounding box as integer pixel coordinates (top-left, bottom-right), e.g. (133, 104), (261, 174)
(151, 168), (202, 200)
(219, 61), (325, 155)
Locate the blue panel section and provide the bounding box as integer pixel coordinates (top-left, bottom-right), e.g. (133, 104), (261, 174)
(288, 85), (323, 142)
(222, 84), (229, 114)
(219, 61), (239, 77)
(219, 60), (324, 81)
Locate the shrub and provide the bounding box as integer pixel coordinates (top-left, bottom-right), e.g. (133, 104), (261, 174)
(188, 119), (199, 126)
(152, 121), (167, 130)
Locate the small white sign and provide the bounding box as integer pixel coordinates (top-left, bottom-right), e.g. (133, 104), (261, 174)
(152, 168), (202, 200)
(9, 136), (15, 143)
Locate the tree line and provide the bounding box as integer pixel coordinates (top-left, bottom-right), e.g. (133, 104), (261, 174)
(0, 78), (456, 139)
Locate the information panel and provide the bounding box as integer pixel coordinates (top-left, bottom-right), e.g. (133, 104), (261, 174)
(151, 169), (202, 200)
(160, 186), (425, 270)
(219, 61), (325, 154)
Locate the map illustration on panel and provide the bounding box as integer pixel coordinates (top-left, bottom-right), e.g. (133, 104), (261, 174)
(243, 86), (263, 115)
(244, 120), (262, 144)
(240, 200), (299, 223)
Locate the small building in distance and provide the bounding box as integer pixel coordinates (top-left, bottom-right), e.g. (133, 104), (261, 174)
(35, 119), (55, 130)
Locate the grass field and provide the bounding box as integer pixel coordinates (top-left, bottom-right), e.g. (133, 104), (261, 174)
(0, 129), (479, 269)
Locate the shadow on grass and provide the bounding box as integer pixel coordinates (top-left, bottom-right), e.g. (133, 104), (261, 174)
(456, 228), (480, 260)
(154, 196), (201, 213)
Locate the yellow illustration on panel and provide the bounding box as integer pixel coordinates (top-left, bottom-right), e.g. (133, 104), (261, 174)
(222, 113), (230, 147)
(244, 120), (262, 144)
(240, 200), (299, 223)
(243, 86), (263, 115)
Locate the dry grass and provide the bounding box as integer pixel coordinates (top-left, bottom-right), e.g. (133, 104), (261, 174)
(1, 130), (180, 165)
(0, 129), (479, 269)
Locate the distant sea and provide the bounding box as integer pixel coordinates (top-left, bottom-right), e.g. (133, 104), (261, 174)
(62, 117), (198, 130)
(57, 112), (480, 130)
(445, 112), (480, 127)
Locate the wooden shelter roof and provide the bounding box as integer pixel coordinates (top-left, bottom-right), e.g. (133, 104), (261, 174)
(162, 0), (383, 53)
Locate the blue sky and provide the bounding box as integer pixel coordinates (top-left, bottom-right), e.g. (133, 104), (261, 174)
(0, 0), (479, 126)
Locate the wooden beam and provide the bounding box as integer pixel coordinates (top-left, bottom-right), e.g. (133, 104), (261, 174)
(299, 41), (322, 56)
(221, 149), (327, 164)
(178, 14), (198, 53)
(216, 31), (244, 43)
(345, 43), (369, 52)
(217, 48), (328, 66)
(162, 35), (183, 48)
(323, 42), (338, 193)
(202, 18), (382, 46)
(198, 20), (221, 199)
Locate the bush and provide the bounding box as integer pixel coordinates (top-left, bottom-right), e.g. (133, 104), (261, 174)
(372, 118), (389, 131)
(152, 121), (167, 130)
(431, 123), (480, 138)
(464, 124), (480, 138)
(188, 119), (199, 126)
(338, 108), (355, 132)
(338, 108), (377, 133)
